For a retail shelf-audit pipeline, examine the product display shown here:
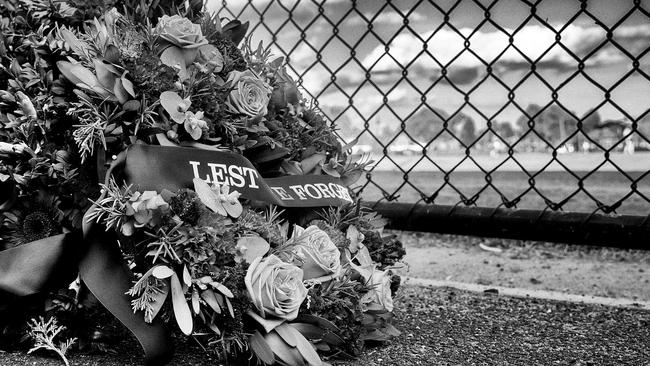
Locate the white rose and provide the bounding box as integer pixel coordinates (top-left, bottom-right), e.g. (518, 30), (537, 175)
(279, 225), (342, 282)
(361, 269), (393, 313)
(226, 70), (272, 117)
(154, 15), (208, 49)
(245, 254), (307, 320)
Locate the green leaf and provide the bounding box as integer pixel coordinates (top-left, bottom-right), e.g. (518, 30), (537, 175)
(275, 323), (298, 347)
(191, 288), (200, 314)
(170, 273), (193, 335)
(341, 168), (363, 186)
(182, 265), (192, 287)
(113, 78), (129, 104)
(225, 297), (235, 318)
(193, 178), (227, 216)
(265, 331), (305, 366)
(293, 315), (342, 334)
(156, 133), (177, 147)
(362, 329), (390, 342)
(56, 61), (99, 90)
(281, 160), (303, 175)
(287, 323), (323, 340)
(152, 265), (174, 279)
(210, 281), (234, 298)
(341, 137), (359, 153)
(289, 323), (344, 346)
(94, 60), (117, 90)
(247, 310), (284, 333)
(121, 73), (135, 97)
(300, 153), (326, 174)
(222, 194), (243, 218)
(160, 91), (187, 124)
(291, 326), (322, 366)
(313, 342), (330, 352)
(104, 45), (120, 64)
(10, 58), (21, 76)
(200, 288), (221, 314)
(197, 44), (224, 73)
(383, 323), (401, 337)
(215, 291), (226, 309)
(320, 160), (341, 178)
(59, 28), (85, 55)
(123, 100), (141, 112)
(15, 91), (36, 118)
(207, 320), (221, 335)
(269, 57), (284, 69)
(160, 46), (188, 80)
(222, 20), (249, 46)
(179, 141), (226, 151)
(236, 236), (270, 263)
(250, 331), (275, 365)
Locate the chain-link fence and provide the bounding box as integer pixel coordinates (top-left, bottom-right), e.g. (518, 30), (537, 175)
(213, 0), (650, 219)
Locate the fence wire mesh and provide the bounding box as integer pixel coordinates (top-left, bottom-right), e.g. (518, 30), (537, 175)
(214, 0), (650, 217)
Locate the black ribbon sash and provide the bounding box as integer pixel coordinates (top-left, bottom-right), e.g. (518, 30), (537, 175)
(123, 144), (354, 207)
(0, 144), (352, 365)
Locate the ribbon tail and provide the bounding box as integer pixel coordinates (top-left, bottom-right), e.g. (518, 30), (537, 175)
(0, 232), (81, 296)
(79, 226), (173, 366)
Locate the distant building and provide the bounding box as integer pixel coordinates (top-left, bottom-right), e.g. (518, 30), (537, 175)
(582, 120), (629, 151)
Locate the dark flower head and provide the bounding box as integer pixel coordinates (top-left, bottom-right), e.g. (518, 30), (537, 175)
(20, 210), (58, 243)
(213, 33), (247, 76)
(170, 189), (202, 225)
(2, 194), (63, 248)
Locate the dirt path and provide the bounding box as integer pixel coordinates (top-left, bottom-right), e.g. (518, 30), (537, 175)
(394, 231), (650, 301)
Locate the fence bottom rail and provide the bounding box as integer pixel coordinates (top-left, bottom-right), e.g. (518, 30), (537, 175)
(368, 202), (650, 250)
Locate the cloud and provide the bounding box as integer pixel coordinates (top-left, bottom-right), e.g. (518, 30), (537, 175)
(273, 42), (315, 68)
(347, 11), (426, 26)
(361, 23), (650, 76)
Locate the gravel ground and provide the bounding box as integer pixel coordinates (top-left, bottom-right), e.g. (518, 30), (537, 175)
(3, 285), (649, 366)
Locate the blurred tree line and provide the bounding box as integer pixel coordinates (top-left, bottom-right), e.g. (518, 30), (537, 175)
(325, 102), (649, 153)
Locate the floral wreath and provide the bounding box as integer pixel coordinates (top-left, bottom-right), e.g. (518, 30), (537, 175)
(0, 1), (405, 365)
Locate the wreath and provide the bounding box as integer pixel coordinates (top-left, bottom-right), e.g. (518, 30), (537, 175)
(0, 1), (405, 365)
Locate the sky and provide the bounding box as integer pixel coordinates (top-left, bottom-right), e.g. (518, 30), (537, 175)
(209, 0), (650, 143)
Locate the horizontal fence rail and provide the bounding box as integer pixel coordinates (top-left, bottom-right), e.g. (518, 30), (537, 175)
(369, 202), (650, 250)
(215, 0), (650, 247)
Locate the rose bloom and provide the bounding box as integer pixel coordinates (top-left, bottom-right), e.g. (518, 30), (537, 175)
(154, 15), (208, 49)
(280, 225), (341, 281)
(226, 70), (272, 117)
(361, 268), (393, 313)
(245, 254), (307, 320)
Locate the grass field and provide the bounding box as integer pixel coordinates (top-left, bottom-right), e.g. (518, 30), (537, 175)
(357, 152), (650, 215)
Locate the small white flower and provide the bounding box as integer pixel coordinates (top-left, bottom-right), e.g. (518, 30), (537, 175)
(183, 111), (207, 140)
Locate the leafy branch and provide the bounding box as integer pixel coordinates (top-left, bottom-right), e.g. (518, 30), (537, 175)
(67, 95), (121, 162)
(127, 274), (167, 323)
(27, 317), (77, 366)
(85, 176), (133, 230)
